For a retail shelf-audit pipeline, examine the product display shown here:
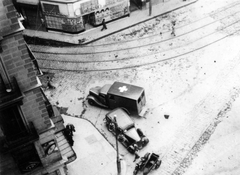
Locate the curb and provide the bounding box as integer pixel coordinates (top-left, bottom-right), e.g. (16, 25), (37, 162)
(23, 0), (198, 46)
(82, 0), (198, 45)
(65, 115), (128, 175)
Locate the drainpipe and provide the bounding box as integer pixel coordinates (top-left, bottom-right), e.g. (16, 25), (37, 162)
(0, 38), (12, 92)
(149, 0), (152, 16)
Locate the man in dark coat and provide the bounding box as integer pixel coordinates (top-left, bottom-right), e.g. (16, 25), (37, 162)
(66, 123), (76, 136)
(64, 127), (74, 146)
(101, 18), (107, 31)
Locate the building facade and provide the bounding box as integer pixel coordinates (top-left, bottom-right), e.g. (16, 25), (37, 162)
(14, 0), (131, 33)
(0, 0), (76, 174)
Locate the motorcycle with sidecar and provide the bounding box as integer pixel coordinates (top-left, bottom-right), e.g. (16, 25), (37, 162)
(133, 152), (161, 175)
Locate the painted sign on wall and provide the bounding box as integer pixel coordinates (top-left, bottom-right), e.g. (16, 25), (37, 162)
(45, 15), (84, 32)
(81, 0), (99, 15)
(94, 0), (129, 25)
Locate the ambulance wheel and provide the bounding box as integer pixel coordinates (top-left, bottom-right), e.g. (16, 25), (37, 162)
(143, 137), (149, 145)
(127, 145), (135, 154)
(88, 99), (95, 106)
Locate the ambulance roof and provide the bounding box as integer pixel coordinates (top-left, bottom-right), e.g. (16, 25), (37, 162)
(108, 82), (144, 100)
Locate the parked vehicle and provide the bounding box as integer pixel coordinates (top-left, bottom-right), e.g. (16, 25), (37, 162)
(104, 108), (149, 154)
(133, 152), (162, 175)
(87, 81), (147, 117)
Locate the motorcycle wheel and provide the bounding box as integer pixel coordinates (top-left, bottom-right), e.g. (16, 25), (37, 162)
(155, 160), (162, 169)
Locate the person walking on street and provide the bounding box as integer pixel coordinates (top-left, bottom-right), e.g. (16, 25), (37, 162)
(133, 151), (140, 162)
(133, 144), (140, 162)
(101, 18), (107, 31)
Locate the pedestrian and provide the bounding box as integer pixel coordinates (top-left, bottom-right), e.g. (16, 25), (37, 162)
(171, 20), (176, 36)
(101, 18), (107, 31)
(64, 127), (74, 146)
(133, 151), (140, 162)
(66, 123), (76, 136)
(46, 76), (56, 89)
(68, 135), (74, 146)
(133, 144), (140, 162)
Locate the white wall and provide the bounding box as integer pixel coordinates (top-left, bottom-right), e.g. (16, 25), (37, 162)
(17, 0), (39, 5)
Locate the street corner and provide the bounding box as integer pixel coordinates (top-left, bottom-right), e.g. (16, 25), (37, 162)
(62, 115), (124, 174)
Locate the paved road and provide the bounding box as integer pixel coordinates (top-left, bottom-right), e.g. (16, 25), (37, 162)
(39, 0), (240, 174)
(32, 1), (240, 72)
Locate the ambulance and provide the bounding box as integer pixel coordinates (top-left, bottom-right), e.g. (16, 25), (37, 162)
(86, 81), (147, 117)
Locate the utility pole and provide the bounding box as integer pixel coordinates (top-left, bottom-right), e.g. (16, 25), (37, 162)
(149, 0), (152, 16)
(114, 116), (121, 175)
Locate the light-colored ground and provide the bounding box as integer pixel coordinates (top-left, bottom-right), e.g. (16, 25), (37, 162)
(42, 0), (240, 174)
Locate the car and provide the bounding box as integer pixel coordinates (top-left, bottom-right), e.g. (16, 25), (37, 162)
(87, 81), (147, 117)
(104, 108), (149, 154)
(133, 152), (162, 175)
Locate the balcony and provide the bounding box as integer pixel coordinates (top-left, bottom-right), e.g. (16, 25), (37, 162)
(0, 77), (24, 110)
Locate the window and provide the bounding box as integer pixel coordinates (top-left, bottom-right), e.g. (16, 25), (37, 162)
(109, 95), (115, 100)
(42, 3), (60, 15)
(0, 106), (27, 140)
(45, 16), (63, 29)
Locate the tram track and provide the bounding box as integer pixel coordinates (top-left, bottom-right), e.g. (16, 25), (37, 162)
(36, 11), (240, 63)
(32, 0), (240, 72)
(39, 25), (240, 72)
(88, 0), (240, 46)
(38, 14), (240, 72)
(30, 0), (240, 54)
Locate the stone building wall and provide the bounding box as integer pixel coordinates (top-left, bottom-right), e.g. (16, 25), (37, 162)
(0, 1), (75, 174)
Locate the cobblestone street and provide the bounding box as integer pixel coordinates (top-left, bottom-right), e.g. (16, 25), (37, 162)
(35, 0), (240, 174)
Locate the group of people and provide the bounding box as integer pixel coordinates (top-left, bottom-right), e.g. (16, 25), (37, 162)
(64, 123), (76, 146)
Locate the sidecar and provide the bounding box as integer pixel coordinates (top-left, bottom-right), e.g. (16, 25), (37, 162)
(133, 152), (161, 175)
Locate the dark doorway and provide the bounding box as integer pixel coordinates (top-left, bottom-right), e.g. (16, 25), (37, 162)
(130, 0), (142, 11)
(0, 106), (27, 141)
(83, 13), (94, 30)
